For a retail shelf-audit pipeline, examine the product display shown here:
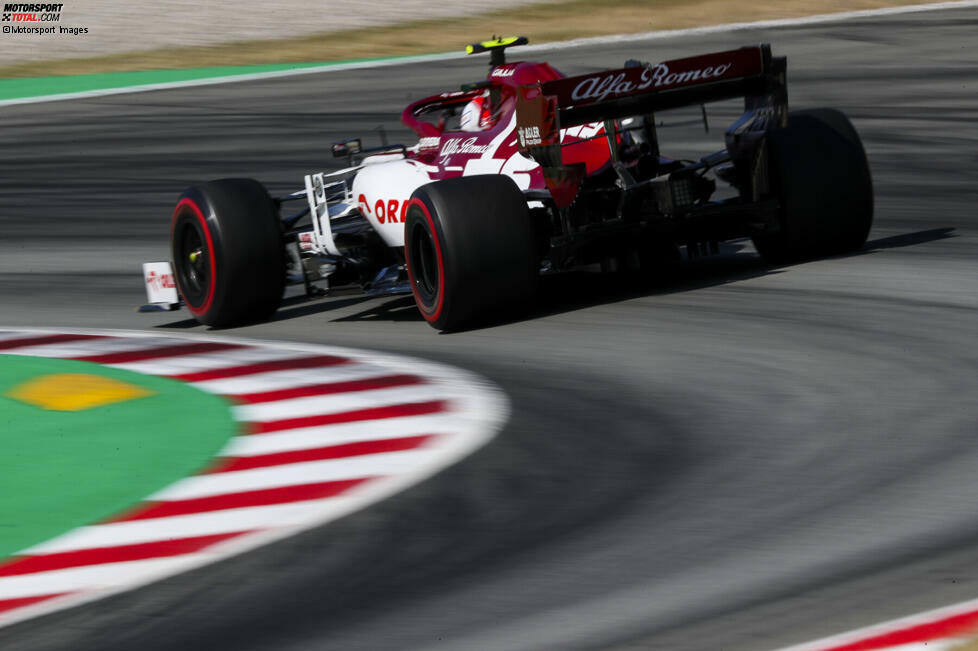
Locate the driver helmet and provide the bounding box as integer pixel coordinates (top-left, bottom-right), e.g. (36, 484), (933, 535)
(459, 92), (494, 131)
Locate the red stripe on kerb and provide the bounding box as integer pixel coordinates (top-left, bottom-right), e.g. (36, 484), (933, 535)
(208, 435), (437, 473)
(0, 593), (71, 615)
(172, 355), (351, 382)
(0, 334), (107, 351)
(0, 532), (248, 577)
(249, 400), (449, 434)
(111, 478), (373, 522)
(70, 341), (244, 364)
(821, 609), (978, 650)
(233, 374), (426, 404)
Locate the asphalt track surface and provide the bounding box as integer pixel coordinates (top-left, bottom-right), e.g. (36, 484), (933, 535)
(1, 7), (976, 650)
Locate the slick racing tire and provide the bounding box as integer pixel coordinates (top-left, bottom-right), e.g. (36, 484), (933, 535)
(405, 175), (538, 331)
(170, 178), (285, 328)
(752, 108), (874, 263)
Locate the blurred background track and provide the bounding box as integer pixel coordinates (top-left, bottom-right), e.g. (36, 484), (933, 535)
(0, 5), (977, 650)
(0, 0), (962, 74)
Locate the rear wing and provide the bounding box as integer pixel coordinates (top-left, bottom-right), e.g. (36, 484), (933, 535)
(516, 44), (786, 173)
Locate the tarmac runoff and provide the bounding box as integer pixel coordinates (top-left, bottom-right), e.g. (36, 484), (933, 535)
(0, 329), (507, 627)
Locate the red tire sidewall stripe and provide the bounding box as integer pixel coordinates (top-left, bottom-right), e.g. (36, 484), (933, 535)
(172, 197), (217, 316)
(404, 198), (446, 324)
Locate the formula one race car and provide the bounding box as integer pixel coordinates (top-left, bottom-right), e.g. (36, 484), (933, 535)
(143, 37), (873, 330)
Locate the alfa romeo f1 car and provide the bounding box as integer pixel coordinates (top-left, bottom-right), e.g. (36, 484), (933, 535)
(144, 37), (873, 330)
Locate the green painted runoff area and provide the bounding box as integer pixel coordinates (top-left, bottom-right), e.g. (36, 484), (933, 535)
(0, 56), (418, 101)
(0, 355), (237, 559)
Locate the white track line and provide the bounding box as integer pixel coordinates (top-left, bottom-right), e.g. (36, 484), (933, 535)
(3, 336), (187, 358)
(221, 414), (464, 456)
(151, 449), (438, 501)
(1, 1), (975, 108)
(0, 557), (203, 601)
(111, 347), (311, 375)
(190, 363), (402, 395)
(230, 385), (446, 421)
(24, 498), (363, 555)
(516, 1), (978, 52)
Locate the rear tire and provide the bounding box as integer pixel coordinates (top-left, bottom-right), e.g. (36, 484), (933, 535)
(170, 178), (285, 328)
(405, 175), (537, 331)
(752, 108), (874, 263)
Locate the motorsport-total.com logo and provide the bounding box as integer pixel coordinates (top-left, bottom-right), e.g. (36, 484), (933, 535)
(2, 2), (88, 35)
(2, 3), (63, 21)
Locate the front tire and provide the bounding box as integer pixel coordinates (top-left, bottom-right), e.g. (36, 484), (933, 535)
(752, 108), (874, 263)
(404, 175), (538, 331)
(170, 178), (285, 328)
